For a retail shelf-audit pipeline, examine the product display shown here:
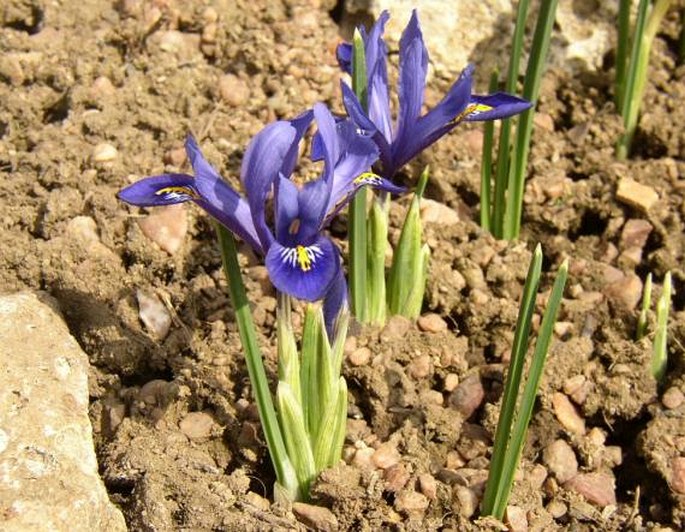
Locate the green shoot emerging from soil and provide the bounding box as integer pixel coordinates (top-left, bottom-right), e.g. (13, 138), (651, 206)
(636, 272), (653, 340)
(481, 244), (568, 520)
(652, 272), (672, 380)
(482, 0), (559, 240)
(636, 271), (672, 380)
(615, 0), (674, 160)
(217, 226), (348, 502)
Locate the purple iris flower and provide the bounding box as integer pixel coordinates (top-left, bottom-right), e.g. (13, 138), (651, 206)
(118, 104), (401, 322)
(337, 10), (533, 180)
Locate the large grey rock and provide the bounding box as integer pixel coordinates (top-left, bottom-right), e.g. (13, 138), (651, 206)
(340, 0), (617, 77)
(0, 292), (126, 531)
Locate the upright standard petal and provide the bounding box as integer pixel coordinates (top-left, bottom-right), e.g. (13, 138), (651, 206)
(365, 11), (393, 145)
(265, 236), (341, 301)
(241, 121), (298, 249)
(281, 110), (314, 178)
(464, 93), (533, 122)
(395, 10), (429, 143)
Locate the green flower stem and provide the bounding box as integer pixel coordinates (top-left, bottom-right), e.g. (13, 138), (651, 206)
(387, 167), (430, 318)
(503, 0), (559, 240)
(652, 271), (672, 380)
(215, 225), (298, 500)
(349, 29), (369, 321)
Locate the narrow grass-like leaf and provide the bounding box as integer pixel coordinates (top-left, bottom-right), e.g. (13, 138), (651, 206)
(652, 271), (672, 380)
(277, 382), (316, 499)
(616, 0), (632, 110)
(503, 0), (559, 239)
(637, 272), (653, 340)
(367, 198), (389, 324)
(615, 0), (673, 160)
(387, 167), (429, 317)
(215, 225), (298, 499)
(489, 259), (568, 519)
(481, 244), (542, 516)
(480, 70), (499, 231)
(491, 0), (530, 236)
(349, 29), (369, 321)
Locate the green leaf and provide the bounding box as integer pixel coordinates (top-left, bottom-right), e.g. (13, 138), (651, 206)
(277, 382), (316, 499)
(387, 167), (429, 318)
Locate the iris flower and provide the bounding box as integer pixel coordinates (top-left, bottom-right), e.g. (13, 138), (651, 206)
(118, 104), (401, 321)
(337, 10), (533, 180)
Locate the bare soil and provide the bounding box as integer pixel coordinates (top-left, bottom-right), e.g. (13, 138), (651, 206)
(2, 0), (685, 530)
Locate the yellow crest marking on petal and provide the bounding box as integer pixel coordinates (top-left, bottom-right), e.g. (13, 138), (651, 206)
(296, 245), (312, 271)
(354, 172), (382, 186)
(452, 102), (494, 124)
(155, 186), (200, 200)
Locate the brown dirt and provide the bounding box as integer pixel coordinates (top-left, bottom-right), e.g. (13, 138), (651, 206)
(2, 0), (685, 530)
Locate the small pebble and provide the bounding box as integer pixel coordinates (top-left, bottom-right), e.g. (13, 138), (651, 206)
(384, 463), (410, 492)
(418, 473), (437, 500)
(563, 375), (589, 405)
(408, 354), (432, 379)
(620, 219), (652, 249)
(470, 288), (489, 305)
(565, 472), (616, 506)
(349, 346), (371, 366)
(552, 392), (586, 435)
(164, 145), (187, 167)
(136, 289), (172, 340)
(218, 74), (250, 107)
(445, 450), (465, 469)
(662, 387), (684, 410)
(528, 464), (548, 489)
(547, 499), (567, 518)
(670, 457), (685, 494)
(543, 439), (578, 483)
(352, 446), (375, 470)
(92, 142), (118, 163)
(417, 313), (447, 333)
(420, 199), (460, 225)
(394, 491), (429, 517)
(179, 411), (215, 440)
(380, 315), (412, 342)
(616, 178), (659, 212)
(138, 203), (188, 255)
(603, 273), (643, 310)
(449, 373), (484, 419)
(292, 502), (338, 532)
(443, 373), (459, 392)
(453, 485), (478, 518)
(372, 442), (401, 470)
(505, 504), (528, 532)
